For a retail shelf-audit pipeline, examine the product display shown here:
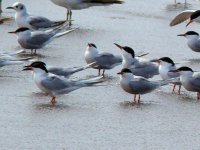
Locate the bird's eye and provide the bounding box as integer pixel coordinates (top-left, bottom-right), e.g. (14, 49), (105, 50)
(20, 6), (23, 10)
(16, 6), (18, 8)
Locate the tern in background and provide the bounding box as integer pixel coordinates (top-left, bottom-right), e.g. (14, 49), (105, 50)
(85, 43), (122, 76)
(8, 23), (75, 54)
(117, 68), (170, 104)
(23, 61), (104, 104)
(152, 57), (181, 94)
(114, 43), (159, 78)
(178, 31), (200, 52)
(6, 2), (65, 30)
(49, 0), (124, 26)
(170, 66), (200, 99)
(170, 10), (200, 27)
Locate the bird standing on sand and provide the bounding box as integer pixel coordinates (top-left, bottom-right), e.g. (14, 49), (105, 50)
(49, 0), (124, 26)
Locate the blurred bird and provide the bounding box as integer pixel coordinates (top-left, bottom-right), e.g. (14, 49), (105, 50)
(177, 31), (200, 52)
(170, 66), (200, 99)
(117, 68), (170, 104)
(49, 0), (124, 26)
(6, 2), (65, 30)
(23, 61), (104, 104)
(85, 43), (122, 76)
(152, 57), (181, 94)
(114, 43), (159, 78)
(170, 10), (200, 27)
(8, 23), (75, 54)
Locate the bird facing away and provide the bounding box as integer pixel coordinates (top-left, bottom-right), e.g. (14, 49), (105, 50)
(6, 2), (65, 30)
(178, 31), (200, 53)
(49, 0), (124, 26)
(8, 24), (74, 54)
(117, 68), (170, 104)
(170, 10), (200, 27)
(152, 57), (181, 94)
(114, 43), (159, 78)
(170, 66), (200, 99)
(85, 43), (122, 76)
(23, 61), (105, 104)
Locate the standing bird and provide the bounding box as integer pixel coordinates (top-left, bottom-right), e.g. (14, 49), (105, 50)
(117, 68), (170, 104)
(49, 0), (124, 26)
(152, 57), (181, 94)
(85, 43), (122, 76)
(6, 2), (65, 30)
(170, 10), (200, 27)
(177, 31), (200, 52)
(23, 61), (104, 104)
(114, 43), (159, 78)
(8, 24), (74, 54)
(170, 66), (200, 99)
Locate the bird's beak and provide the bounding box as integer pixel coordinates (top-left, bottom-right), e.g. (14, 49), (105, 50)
(22, 65), (32, 71)
(169, 69), (178, 73)
(117, 71), (122, 75)
(186, 19), (193, 27)
(8, 30), (16, 34)
(88, 43), (92, 47)
(150, 59), (160, 64)
(177, 33), (185, 37)
(6, 6), (14, 9)
(114, 43), (123, 49)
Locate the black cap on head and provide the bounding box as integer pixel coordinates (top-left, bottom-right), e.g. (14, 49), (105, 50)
(88, 43), (97, 48)
(177, 66), (193, 72)
(123, 46), (135, 58)
(159, 57), (175, 66)
(121, 68), (132, 73)
(185, 31), (199, 36)
(190, 10), (200, 20)
(30, 61), (48, 73)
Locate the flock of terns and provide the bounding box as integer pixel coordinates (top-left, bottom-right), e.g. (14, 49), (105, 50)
(0, 0), (200, 105)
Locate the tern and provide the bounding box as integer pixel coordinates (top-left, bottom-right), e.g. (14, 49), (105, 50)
(8, 23), (75, 54)
(49, 0), (124, 26)
(23, 61), (104, 104)
(177, 31), (200, 52)
(6, 2), (65, 30)
(117, 68), (170, 104)
(170, 10), (200, 27)
(170, 66), (200, 99)
(152, 57), (182, 94)
(114, 43), (159, 78)
(85, 43), (122, 76)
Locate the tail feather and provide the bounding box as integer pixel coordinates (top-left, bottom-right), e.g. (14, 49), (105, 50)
(89, 0), (124, 4)
(51, 20), (66, 27)
(80, 76), (105, 86)
(159, 77), (180, 86)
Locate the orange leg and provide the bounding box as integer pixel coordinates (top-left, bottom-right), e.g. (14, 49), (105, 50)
(197, 92), (200, 100)
(134, 94), (136, 104)
(172, 84), (176, 92)
(178, 85), (181, 95)
(102, 69), (105, 76)
(98, 69), (101, 76)
(138, 95), (141, 104)
(51, 96), (56, 104)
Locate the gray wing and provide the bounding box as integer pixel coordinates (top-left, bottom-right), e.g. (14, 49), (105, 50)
(40, 76), (72, 91)
(26, 31), (53, 48)
(170, 10), (196, 26)
(189, 73), (200, 91)
(95, 52), (122, 69)
(129, 78), (158, 94)
(28, 16), (53, 29)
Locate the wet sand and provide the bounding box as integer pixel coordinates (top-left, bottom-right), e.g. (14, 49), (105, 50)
(1, 0), (200, 149)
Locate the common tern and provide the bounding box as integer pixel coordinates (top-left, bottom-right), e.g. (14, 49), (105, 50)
(170, 10), (200, 27)
(6, 2), (65, 30)
(85, 43), (122, 76)
(178, 31), (200, 52)
(170, 66), (200, 99)
(8, 23), (75, 54)
(23, 61), (104, 104)
(117, 68), (170, 104)
(49, 0), (124, 26)
(152, 57), (182, 94)
(114, 43), (159, 78)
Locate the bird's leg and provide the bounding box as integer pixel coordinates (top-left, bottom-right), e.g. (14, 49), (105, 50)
(102, 69), (105, 77)
(174, 0), (176, 4)
(51, 96), (56, 104)
(31, 49), (33, 54)
(197, 92), (200, 100)
(34, 49), (37, 54)
(0, 1), (2, 14)
(172, 84), (176, 93)
(178, 85), (181, 95)
(69, 9), (72, 27)
(98, 69), (101, 76)
(134, 94), (136, 104)
(138, 95), (141, 104)
(66, 9), (69, 22)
